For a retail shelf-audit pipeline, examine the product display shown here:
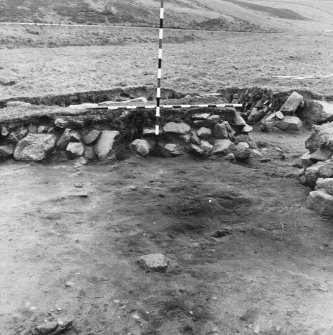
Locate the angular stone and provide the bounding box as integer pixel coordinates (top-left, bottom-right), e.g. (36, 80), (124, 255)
(28, 123), (38, 133)
(1, 125), (9, 137)
(162, 143), (184, 157)
(248, 107), (269, 123)
(192, 113), (210, 120)
(83, 129), (101, 145)
(276, 116), (302, 131)
(57, 129), (81, 149)
(6, 101), (31, 107)
(242, 124), (253, 133)
(316, 178), (333, 195)
(280, 92), (304, 115)
(300, 152), (314, 169)
(66, 142), (84, 158)
(14, 134), (56, 161)
(37, 125), (49, 134)
(200, 140), (214, 153)
(305, 130), (321, 153)
(213, 122), (229, 139)
(37, 321), (58, 334)
(225, 153), (235, 161)
(130, 139), (151, 157)
(300, 100), (333, 124)
(236, 134), (258, 149)
(304, 161), (325, 187)
(190, 141), (213, 157)
(94, 130), (120, 161)
(234, 113), (246, 126)
(163, 122), (191, 135)
(208, 115), (220, 123)
(138, 253), (169, 272)
(197, 127), (212, 139)
(306, 190), (333, 216)
(232, 142), (251, 161)
(0, 145), (14, 159)
(275, 111), (285, 120)
(310, 148), (332, 162)
(212, 139), (232, 155)
(306, 122), (333, 152)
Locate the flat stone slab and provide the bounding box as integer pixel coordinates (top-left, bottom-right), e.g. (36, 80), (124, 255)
(137, 253), (169, 272)
(163, 122), (191, 135)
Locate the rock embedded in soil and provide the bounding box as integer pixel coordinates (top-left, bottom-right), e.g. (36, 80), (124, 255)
(304, 161), (325, 187)
(197, 127), (212, 139)
(306, 190), (333, 216)
(94, 130), (120, 161)
(213, 122), (229, 139)
(163, 122), (191, 135)
(83, 129), (101, 145)
(301, 152), (314, 169)
(14, 133), (56, 161)
(84, 145), (96, 160)
(54, 118), (69, 129)
(276, 116), (302, 131)
(280, 91), (304, 115)
(57, 129), (81, 149)
(66, 142), (85, 158)
(137, 253), (169, 272)
(6, 101), (31, 107)
(189, 130), (201, 145)
(212, 139), (232, 155)
(130, 139), (151, 157)
(162, 143), (184, 157)
(232, 142), (251, 161)
(310, 148), (332, 162)
(318, 160), (333, 178)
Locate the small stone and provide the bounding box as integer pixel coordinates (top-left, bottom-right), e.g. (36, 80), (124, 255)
(66, 142), (84, 158)
(234, 113), (246, 126)
(275, 111), (285, 120)
(232, 142), (251, 161)
(138, 253), (169, 272)
(197, 127), (212, 139)
(74, 157), (88, 167)
(65, 281), (74, 287)
(6, 101), (31, 107)
(130, 139), (151, 157)
(200, 140), (214, 154)
(57, 129), (81, 149)
(208, 115), (220, 123)
(304, 161), (325, 187)
(276, 116), (302, 131)
(190, 130), (201, 145)
(301, 152), (314, 169)
(94, 130), (120, 161)
(54, 118), (69, 129)
(83, 129), (101, 145)
(162, 143), (184, 157)
(37, 321), (58, 335)
(84, 146), (96, 160)
(280, 91), (304, 115)
(1, 125), (9, 137)
(310, 149), (332, 162)
(318, 160), (333, 178)
(0, 145), (14, 159)
(28, 123), (38, 133)
(225, 153), (235, 161)
(192, 113), (210, 120)
(163, 122), (191, 135)
(242, 124), (253, 133)
(37, 125), (49, 134)
(212, 139), (232, 155)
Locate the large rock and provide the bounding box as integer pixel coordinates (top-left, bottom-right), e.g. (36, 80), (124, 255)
(305, 122), (333, 153)
(94, 130), (120, 161)
(14, 134), (56, 161)
(318, 160), (333, 178)
(66, 142), (84, 158)
(130, 139), (151, 157)
(309, 148), (332, 162)
(162, 143), (184, 157)
(300, 100), (333, 124)
(57, 129), (81, 149)
(0, 145), (14, 160)
(212, 139), (232, 155)
(306, 190), (333, 216)
(137, 253), (169, 272)
(280, 92), (304, 115)
(276, 116), (302, 131)
(163, 122), (190, 135)
(304, 161), (325, 187)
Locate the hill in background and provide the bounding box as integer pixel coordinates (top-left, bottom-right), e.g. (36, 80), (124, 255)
(0, 0), (333, 32)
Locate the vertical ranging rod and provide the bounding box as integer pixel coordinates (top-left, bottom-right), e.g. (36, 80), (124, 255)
(155, 0), (164, 144)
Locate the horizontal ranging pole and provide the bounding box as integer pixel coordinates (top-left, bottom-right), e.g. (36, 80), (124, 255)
(90, 104), (243, 110)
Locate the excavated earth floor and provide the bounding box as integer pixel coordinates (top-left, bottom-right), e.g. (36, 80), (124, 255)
(1, 126), (333, 335)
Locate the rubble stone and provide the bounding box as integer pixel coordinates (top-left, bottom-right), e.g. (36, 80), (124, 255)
(213, 122), (229, 139)
(66, 142), (84, 158)
(94, 130), (120, 161)
(163, 122), (190, 135)
(14, 134), (56, 161)
(276, 116), (302, 131)
(280, 91), (304, 115)
(300, 100), (333, 124)
(57, 129), (81, 149)
(83, 129), (101, 145)
(0, 145), (14, 159)
(306, 190), (333, 216)
(304, 161), (325, 187)
(54, 118), (69, 129)
(162, 143), (184, 157)
(190, 130), (201, 145)
(309, 148), (332, 162)
(318, 160), (333, 178)
(197, 127), (212, 139)
(316, 178), (333, 195)
(300, 152), (314, 169)
(138, 253), (169, 272)
(232, 142), (251, 161)
(130, 139), (151, 157)
(212, 139), (232, 155)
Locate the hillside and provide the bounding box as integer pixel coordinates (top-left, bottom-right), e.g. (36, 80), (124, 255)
(0, 0), (333, 32)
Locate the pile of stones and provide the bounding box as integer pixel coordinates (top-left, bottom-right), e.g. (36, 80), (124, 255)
(299, 121), (333, 216)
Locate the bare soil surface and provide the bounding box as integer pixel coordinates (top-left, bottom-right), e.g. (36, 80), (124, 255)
(1, 130), (333, 335)
(1, 31), (333, 100)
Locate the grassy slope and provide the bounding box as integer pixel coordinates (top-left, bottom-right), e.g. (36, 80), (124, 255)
(0, 0), (332, 32)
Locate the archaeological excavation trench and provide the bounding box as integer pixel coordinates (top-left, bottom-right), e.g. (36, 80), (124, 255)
(0, 86), (333, 216)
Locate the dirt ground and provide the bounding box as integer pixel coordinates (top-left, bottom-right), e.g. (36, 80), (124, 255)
(1, 129), (333, 335)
